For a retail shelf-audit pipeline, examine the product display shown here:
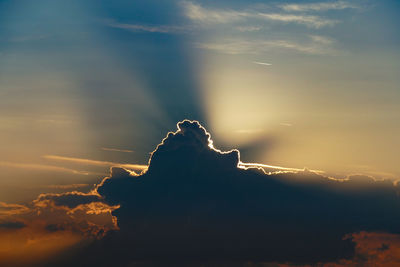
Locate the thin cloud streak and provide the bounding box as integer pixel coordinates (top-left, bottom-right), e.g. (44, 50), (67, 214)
(182, 1), (338, 28)
(253, 61), (272, 66)
(196, 38), (335, 55)
(0, 161), (91, 176)
(43, 184), (90, 189)
(101, 147), (134, 153)
(257, 13), (337, 28)
(280, 1), (358, 12)
(43, 155), (148, 171)
(106, 21), (186, 34)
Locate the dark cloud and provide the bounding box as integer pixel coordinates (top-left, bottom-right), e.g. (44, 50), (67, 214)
(314, 232), (400, 267)
(49, 120), (399, 266)
(3, 120), (400, 266)
(45, 223), (65, 232)
(0, 221), (26, 229)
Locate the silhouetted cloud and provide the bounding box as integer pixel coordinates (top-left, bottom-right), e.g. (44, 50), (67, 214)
(52, 120), (399, 266)
(2, 120), (400, 266)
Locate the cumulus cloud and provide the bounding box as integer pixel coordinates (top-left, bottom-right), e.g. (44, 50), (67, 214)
(50, 120), (399, 266)
(2, 120), (400, 266)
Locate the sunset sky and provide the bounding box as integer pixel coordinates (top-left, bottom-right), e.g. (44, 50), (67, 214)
(1, 0), (400, 266)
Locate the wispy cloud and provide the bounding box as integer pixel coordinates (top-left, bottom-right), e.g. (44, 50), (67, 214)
(101, 147), (134, 153)
(280, 1), (358, 12)
(182, 1), (247, 24)
(43, 155), (148, 171)
(309, 34), (334, 45)
(0, 202), (29, 216)
(0, 161), (91, 176)
(257, 13), (337, 28)
(182, 1), (338, 28)
(236, 26), (261, 32)
(43, 184), (90, 190)
(253, 61), (272, 66)
(106, 21), (186, 34)
(196, 38), (335, 55)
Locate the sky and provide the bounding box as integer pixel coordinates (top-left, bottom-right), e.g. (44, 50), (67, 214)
(0, 0), (400, 266)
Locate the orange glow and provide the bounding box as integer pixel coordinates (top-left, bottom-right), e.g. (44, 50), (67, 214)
(0, 225), (82, 266)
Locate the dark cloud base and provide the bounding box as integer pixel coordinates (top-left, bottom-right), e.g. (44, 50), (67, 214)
(38, 120), (400, 266)
(0, 221), (26, 229)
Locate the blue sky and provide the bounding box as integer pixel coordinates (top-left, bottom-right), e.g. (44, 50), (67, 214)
(0, 0), (399, 202)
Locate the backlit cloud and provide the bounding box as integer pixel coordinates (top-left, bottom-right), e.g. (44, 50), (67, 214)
(60, 120), (400, 266)
(2, 120), (400, 266)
